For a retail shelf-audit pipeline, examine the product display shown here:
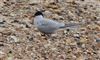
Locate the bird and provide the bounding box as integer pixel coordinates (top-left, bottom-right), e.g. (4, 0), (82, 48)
(33, 11), (79, 34)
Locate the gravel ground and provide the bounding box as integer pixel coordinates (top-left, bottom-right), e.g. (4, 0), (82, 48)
(0, 0), (100, 60)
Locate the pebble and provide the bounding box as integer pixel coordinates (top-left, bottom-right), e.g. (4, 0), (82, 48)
(73, 33), (80, 39)
(95, 38), (100, 42)
(7, 36), (19, 43)
(45, 0), (55, 4)
(0, 51), (5, 55)
(29, 0), (42, 4)
(0, 20), (6, 27)
(44, 11), (52, 17)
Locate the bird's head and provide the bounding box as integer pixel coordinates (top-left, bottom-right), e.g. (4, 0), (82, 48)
(34, 11), (44, 17)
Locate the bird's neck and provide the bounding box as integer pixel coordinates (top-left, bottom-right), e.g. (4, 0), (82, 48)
(35, 15), (44, 20)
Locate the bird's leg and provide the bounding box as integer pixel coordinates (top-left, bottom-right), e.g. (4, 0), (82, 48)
(41, 33), (51, 38)
(41, 33), (46, 36)
(45, 34), (52, 38)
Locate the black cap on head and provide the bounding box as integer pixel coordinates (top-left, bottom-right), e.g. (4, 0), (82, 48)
(34, 11), (44, 17)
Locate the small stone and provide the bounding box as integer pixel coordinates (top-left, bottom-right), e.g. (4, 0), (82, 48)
(0, 51), (5, 55)
(51, 47), (57, 51)
(0, 20), (6, 27)
(0, 21), (4, 24)
(95, 21), (100, 25)
(73, 33), (80, 39)
(29, 0), (42, 4)
(51, 34), (57, 37)
(65, 0), (74, 2)
(7, 36), (19, 43)
(0, 44), (4, 46)
(64, 30), (67, 34)
(11, 20), (19, 23)
(45, 0), (55, 4)
(81, 44), (85, 48)
(0, 0), (5, 7)
(95, 38), (100, 42)
(44, 11), (52, 17)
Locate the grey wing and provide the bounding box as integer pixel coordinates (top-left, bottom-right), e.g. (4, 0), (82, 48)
(42, 19), (65, 28)
(39, 19), (59, 29)
(37, 19), (59, 33)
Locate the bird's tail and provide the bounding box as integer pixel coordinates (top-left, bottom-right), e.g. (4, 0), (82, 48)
(59, 22), (81, 28)
(65, 23), (80, 27)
